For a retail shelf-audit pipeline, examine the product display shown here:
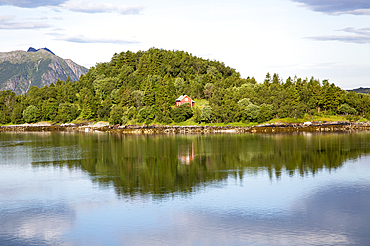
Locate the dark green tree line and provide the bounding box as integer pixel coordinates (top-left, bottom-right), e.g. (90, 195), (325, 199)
(1, 48), (370, 125)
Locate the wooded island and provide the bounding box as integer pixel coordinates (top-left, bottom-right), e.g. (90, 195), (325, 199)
(0, 48), (369, 126)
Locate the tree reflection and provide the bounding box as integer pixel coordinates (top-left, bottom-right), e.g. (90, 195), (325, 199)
(18, 132), (370, 199)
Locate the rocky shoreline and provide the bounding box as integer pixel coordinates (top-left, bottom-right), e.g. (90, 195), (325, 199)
(1, 121), (370, 134)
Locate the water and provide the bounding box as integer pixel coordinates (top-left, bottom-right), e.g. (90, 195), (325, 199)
(0, 132), (370, 245)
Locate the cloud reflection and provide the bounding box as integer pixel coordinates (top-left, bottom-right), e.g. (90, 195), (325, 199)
(0, 202), (75, 245)
(116, 183), (370, 245)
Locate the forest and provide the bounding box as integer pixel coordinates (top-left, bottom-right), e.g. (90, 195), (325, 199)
(0, 48), (369, 125)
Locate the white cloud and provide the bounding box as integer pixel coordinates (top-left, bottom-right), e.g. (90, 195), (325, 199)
(292, 0), (370, 15)
(0, 0), (66, 8)
(0, 15), (50, 29)
(61, 0), (144, 15)
(55, 34), (140, 45)
(331, 8), (370, 15)
(307, 27), (370, 44)
(0, 0), (144, 15)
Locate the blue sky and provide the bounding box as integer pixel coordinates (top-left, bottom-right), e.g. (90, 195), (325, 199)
(1, 0), (369, 89)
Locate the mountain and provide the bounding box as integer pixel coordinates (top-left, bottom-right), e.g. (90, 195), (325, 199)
(27, 47), (55, 55)
(347, 87), (370, 94)
(0, 48), (88, 95)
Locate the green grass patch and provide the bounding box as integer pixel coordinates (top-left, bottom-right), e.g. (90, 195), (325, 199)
(270, 114), (347, 124)
(193, 99), (209, 108)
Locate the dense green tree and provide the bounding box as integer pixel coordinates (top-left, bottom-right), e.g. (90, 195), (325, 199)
(174, 78), (185, 95)
(56, 103), (80, 123)
(338, 103), (357, 115)
(245, 104), (260, 122)
(0, 90), (16, 124)
(131, 90), (144, 108)
(109, 105), (124, 125)
(201, 104), (213, 123)
(137, 106), (155, 124)
(257, 104), (273, 123)
(172, 103), (193, 122)
(23, 105), (40, 123)
(40, 99), (58, 121)
(193, 107), (202, 123)
(2, 48), (370, 125)
(204, 83), (214, 99)
(123, 106), (137, 123)
(80, 88), (97, 119)
(238, 98), (251, 108)
(11, 104), (24, 124)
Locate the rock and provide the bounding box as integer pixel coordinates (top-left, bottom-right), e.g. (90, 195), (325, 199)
(27, 47), (55, 55)
(0, 49), (88, 95)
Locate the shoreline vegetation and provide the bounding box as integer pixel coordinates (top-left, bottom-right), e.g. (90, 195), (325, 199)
(2, 48), (370, 127)
(2, 120), (370, 134)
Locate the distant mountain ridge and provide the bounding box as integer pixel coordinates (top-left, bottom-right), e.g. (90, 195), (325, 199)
(27, 47), (55, 55)
(347, 87), (370, 94)
(0, 48), (88, 95)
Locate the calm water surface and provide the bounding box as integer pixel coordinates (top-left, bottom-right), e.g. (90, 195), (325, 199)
(1, 132), (370, 245)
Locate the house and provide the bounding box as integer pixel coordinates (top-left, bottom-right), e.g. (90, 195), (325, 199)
(175, 95), (195, 107)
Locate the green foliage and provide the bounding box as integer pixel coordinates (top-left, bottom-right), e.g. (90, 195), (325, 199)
(11, 104), (24, 124)
(201, 104), (213, 123)
(174, 78), (185, 95)
(245, 104), (260, 122)
(257, 104), (273, 123)
(23, 105), (40, 123)
(193, 107), (202, 123)
(137, 106), (155, 124)
(338, 103), (357, 115)
(2, 48), (370, 125)
(109, 105), (124, 125)
(40, 99), (58, 121)
(238, 98), (251, 108)
(80, 88), (97, 119)
(56, 103), (80, 123)
(97, 97), (112, 120)
(124, 106), (137, 121)
(0, 90), (16, 124)
(131, 90), (144, 108)
(204, 83), (214, 99)
(172, 103), (193, 122)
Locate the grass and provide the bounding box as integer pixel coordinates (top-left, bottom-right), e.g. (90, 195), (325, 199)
(269, 114), (347, 124)
(193, 99), (209, 108)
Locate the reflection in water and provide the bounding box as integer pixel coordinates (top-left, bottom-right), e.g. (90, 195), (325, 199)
(158, 183), (370, 246)
(178, 142), (196, 165)
(1, 132), (370, 245)
(0, 202), (75, 246)
(19, 132), (370, 199)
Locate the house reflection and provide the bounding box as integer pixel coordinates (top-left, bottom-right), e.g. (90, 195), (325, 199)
(178, 142), (196, 165)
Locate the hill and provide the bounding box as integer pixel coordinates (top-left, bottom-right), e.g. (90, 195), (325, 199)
(0, 48), (88, 95)
(1, 48), (370, 125)
(347, 87), (370, 94)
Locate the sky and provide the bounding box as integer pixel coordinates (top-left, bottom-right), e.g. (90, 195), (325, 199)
(0, 0), (369, 89)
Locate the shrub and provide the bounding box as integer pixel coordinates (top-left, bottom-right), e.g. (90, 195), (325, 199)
(201, 104), (213, 123)
(23, 105), (40, 123)
(245, 104), (260, 122)
(257, 104), (273, 123)
(172, 103), (193, 122)
(56, 103), (80, 123)
(109, 105), (124, 125)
